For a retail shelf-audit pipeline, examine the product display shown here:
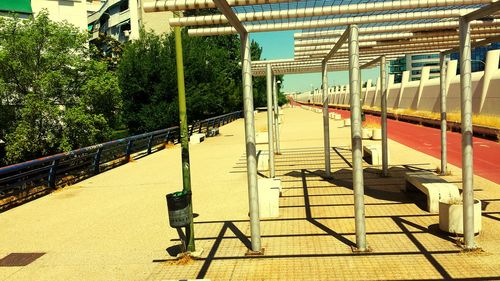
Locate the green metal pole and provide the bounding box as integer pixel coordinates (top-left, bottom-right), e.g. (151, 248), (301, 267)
(174, 16), (195, 253)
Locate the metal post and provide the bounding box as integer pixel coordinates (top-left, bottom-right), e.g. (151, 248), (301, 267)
(174, 20), (195, 252)
(147, 134), (154, 154)
(322, 61), (331, 178)
(266, 64), (275, 178)
(272, 75), (281, 154)
(47, 159), (59, 189)
(242, 33), (262, 252)
(349, 24), (367, 251)
(380, 56), (388, 177)
(439, 53), (448, 176)
(125, 139), (133, 161)
(459, 17), (475, 250)
(93, 147), (103, 175)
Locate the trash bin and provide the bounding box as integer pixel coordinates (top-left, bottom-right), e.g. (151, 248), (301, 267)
(166, 191), (192, 228)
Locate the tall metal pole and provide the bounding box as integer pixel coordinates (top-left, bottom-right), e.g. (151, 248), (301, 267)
(273, 75), (281, 154)
(439, 53), (448, 176)
(266, 64), (275, 178)
(241, 33), (262, 252)
(174, 19), (195, 252)
(322, 61), (331, 178)
(380, 56), (388, 177)
(348, 24), (367, 251)
(459, 17), (475, 250)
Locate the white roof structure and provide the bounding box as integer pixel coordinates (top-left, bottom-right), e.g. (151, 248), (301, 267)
(144, 0), (500, 252)
(145, 0), (500, 75)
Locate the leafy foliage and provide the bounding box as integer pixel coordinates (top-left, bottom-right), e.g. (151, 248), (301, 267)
(118, 29), (271, 134)
(0, 12), (121, 164)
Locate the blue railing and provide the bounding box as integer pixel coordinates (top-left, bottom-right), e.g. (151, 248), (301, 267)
(0, 111), (243, 210)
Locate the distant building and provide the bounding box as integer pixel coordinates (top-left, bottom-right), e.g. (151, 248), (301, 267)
(389, 53), (441, 82)
(389, 57), (406, 83)
(1, 0), (88, 31)
(88, 0), (173, 43)
(31, 0), (88, 31)
(450, 42), (500, 73)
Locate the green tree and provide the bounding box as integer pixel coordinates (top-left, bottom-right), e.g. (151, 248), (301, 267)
(117, 29), (268, 134)
(0, 12), (122, 164)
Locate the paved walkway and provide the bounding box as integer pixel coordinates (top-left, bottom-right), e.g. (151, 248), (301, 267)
(0, 107), (499, 280)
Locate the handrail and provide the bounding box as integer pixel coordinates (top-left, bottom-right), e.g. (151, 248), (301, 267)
(0, 111), (243, 209)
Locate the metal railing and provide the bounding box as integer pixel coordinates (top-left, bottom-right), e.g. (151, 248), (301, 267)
(0, 111), (242, 209)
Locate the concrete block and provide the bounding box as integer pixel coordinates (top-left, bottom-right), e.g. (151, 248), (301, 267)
(257, 150), (269, 171)
(189, 133), (205, 144)
(361, 128), (373, 139)
(334, 114), (342, 120)
(343, 119), (351, 127)
(372, 129), (382, 140)
(363, 144), (381, 165)
(439, 199), (481, 234)
(257, 178), (280, 218)
(206, 127), (219, 137)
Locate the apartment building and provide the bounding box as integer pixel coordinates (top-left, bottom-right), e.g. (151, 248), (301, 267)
(88, 0), (172, 43)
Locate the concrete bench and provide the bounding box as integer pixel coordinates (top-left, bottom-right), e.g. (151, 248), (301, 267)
(363, 144), (381, 165)
(258, 178), (281, 218)
(403, 172), (461, 213)
(206, 127), (219, 137)
(189, 133), (205, 144)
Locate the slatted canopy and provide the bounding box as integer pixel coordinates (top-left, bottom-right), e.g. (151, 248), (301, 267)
(144, 0), (500, 253)
(145, 0), (500, 75)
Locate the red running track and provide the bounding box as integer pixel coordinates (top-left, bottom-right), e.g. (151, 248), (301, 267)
(293, 102), (500, 184)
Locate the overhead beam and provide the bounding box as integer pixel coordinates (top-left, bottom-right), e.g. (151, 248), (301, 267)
(323, 28), (349, 63)
(188, 8), (477, 36)
(295, 27), (500, 47)
(143, 0), (298, 12)
(212, 0), (246, 35)
(360, 56), (383, 69)
(463, 0), (500, 21)
(442, 34), (500, 55)
(294, 20), (500, 39)
(169, 0), (492, 27)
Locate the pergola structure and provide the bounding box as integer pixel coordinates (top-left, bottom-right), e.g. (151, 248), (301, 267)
(145, 0), (500, 253)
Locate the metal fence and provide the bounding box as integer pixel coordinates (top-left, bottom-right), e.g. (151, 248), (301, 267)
(0, 111), (242, 210)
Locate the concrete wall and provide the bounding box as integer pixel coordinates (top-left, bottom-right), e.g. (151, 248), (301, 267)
(295, 50), (500, 116)
(32, 0), (88, 31)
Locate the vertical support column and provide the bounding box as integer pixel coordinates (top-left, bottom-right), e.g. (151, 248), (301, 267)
(273, 75), (281, 154)
(241, 33), (262, 253)
(348, 25), (367, 251)
(459, 17), (475, 250)
(439, 53), (448, 176)
(266, 64), (275, 178)
(174, 22), (195, 252)
(322, 61), (331, 178)
(380, 56), (388, 177)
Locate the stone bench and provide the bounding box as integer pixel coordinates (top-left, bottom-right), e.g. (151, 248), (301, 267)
(189, 133), (205, 144)
(206, 127), (219, 137)
(403, 172), (461, 213)
(363, 144), (381, 165)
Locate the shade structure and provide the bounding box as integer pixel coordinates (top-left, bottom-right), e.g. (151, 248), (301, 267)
(144, 0), (500, 253)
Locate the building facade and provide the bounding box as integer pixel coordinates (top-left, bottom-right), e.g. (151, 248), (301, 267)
(88, 0), (172, 43)
(31, 0), (88, 31)
(389, 53), (441, 82)
(450, 42), (500, 73)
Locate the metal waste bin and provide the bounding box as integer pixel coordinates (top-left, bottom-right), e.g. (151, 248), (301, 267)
(166, 191), (192, 228)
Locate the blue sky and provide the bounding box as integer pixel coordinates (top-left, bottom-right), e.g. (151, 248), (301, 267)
(250, 30), (380, 93)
